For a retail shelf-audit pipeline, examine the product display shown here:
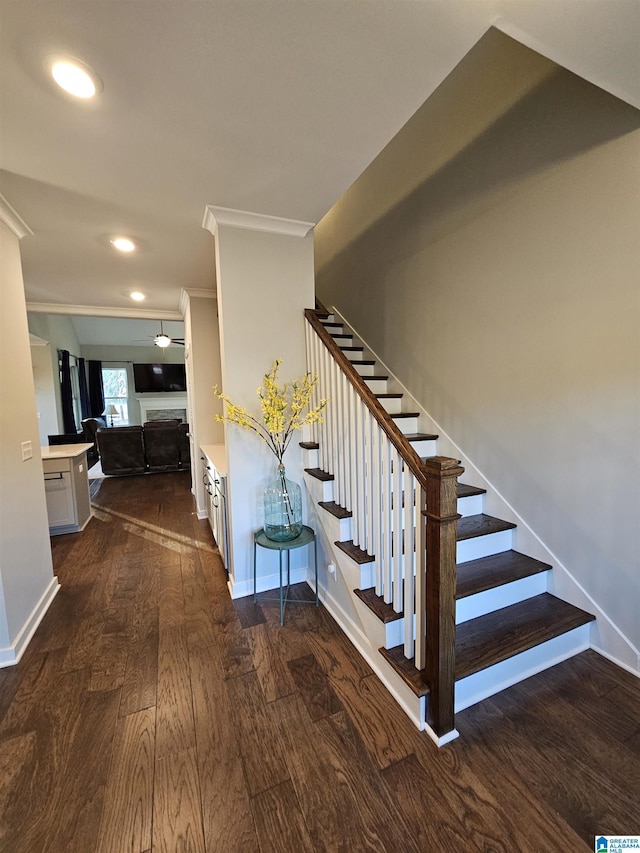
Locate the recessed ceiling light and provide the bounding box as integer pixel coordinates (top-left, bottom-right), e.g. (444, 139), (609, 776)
(130, 291), (145, 302)
(49, 56), (101, 99)
(111, 237), (136, 253)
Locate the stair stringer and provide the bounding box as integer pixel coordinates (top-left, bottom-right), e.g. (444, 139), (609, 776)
(327, 306), (640, 675)
(302, 474), (458, 747)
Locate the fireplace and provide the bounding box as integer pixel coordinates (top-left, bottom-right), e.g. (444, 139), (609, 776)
(137, 395), (188, 423)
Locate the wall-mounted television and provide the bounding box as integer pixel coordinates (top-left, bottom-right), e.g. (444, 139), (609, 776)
(133, 363), (187, 393)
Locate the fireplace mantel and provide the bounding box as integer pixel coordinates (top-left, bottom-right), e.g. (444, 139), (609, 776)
(137, 395), (188, 423)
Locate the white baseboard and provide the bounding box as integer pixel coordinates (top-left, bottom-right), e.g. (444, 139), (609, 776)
(319, 584), (458, 747)
(0, 577), (60, 668)
(196, 509), (208, 520)
(227, 566), (310, 600)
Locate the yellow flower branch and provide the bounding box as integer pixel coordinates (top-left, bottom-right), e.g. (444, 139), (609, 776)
(214, 359), (327, 464)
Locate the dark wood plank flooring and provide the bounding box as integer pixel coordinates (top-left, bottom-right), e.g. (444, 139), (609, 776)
(0, 472), (637, 852)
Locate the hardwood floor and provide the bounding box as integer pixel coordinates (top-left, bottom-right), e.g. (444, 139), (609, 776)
(0, 472), (638, 852)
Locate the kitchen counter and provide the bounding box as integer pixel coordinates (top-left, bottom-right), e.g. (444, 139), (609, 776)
(41, 444), (93, 535)
(41, 443), (94, 461)
(200, 443), (227, 476)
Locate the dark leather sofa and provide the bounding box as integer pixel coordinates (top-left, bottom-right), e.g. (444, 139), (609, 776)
(96, 420), (190, 476)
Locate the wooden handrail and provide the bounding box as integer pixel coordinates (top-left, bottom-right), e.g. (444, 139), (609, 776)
(306, 306), (463, 738)
(305, 308), (428, 491)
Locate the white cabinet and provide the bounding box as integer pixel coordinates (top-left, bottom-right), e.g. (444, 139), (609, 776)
(200, 447), (230, 572)
(42, 444), (93, 535)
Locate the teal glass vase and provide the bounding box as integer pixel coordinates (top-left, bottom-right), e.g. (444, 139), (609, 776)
(264, 464), (302, 541)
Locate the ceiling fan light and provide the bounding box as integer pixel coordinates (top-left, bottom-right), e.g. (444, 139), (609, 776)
(155, 334), (172, 348)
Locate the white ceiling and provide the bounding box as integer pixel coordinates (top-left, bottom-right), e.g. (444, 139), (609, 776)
(70, 316), (185, 347)
(1, 0), (638, 319)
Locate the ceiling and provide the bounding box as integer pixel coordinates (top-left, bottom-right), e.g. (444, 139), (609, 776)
(2, 1), (638, 320)
(70, 317), (185, 348)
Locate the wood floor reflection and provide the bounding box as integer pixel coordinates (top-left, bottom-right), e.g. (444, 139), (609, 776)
(0, 471), (637, 852)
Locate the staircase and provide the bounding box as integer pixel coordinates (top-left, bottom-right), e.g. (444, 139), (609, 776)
(303, 307), (595, 745)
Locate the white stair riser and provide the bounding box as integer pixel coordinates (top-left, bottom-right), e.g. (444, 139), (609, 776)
(331, 336), (354, 347)
(407, 438), (438, 457)
(377, 396), (403, 414)
(317, 510), (352, 543)
(301, 448), (319, 469)
(457, 529), (513, 563)
(457, 494), (484, 517)
(363, 378), (388, 394)
(351, 361), (376, 376)
(322, 324), (344, 334)
(391, 416), (419, 435)
(454, 624), (591, 713)
(303, 472), (334, 504)
(456, 571), (550, 624)
(343, 349), (366, 361)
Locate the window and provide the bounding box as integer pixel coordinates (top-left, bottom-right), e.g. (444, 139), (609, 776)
(102, 366), (129, 425)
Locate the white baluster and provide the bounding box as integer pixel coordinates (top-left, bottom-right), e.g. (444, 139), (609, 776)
(337, 364), (347, 507)
(382, 438), (392, 603)
(392, 446), (403, 613)
(372, 423), (382, 596)
(414, 482), (426, 671)
(356, 397), (366, 549)
(404, 472), (416, 660)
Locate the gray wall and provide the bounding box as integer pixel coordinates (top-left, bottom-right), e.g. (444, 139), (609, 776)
(315, 33), (640, 652)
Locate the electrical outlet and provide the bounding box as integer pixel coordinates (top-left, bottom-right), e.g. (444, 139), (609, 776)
(328, 562), (337, 582)
(21, 440), (33, 461)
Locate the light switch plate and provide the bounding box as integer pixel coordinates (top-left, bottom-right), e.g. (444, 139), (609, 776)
(21, 440), (33, 461)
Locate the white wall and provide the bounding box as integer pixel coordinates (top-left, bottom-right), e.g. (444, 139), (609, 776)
(0, 212), (58, 664)
(315, 36), (640, 655)
(30, 342), (58, 445)
(27, 312), (82, 433)
(182, 293), (223, 514)
(208, 214), (315, 596)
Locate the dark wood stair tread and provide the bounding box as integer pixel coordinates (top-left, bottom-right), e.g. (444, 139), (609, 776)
(321, 322), (342, 328)
(354, 588), (400, 622)
(304, 468), (334, 482)
(457, 514), (516, 541)
(350, 359), (376, 366)
(299, 441), (319, 450)
(354, 551), (552, 626)
(457, 482), (486, 498)
(331, 334), (353, 340)
(376, 393), (403, 399)
(390, 412), (420, 419)
(380, 593), (595, 697)
(340, 346), (364, 352)
(455, 593), (595, 680)
(360, 374), (389, 380)
(405, 433), (438, 442)
(334, 540), (375, 564)
(318, 500), (352, 519)
(379, 646), (429, 697)
(456, 550), (551, 599)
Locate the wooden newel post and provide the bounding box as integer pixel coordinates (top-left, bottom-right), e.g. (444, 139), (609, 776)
(423, 456), (464, 737)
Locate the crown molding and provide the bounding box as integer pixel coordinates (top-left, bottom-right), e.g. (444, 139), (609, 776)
(179, 287), (216, 316)
(202, 205), (314, 238)
(25, 302), (183, 321)
(0, 195), (34, 239)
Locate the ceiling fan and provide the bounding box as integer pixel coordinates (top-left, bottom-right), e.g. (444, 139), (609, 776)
(134, 320), (185, 348)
